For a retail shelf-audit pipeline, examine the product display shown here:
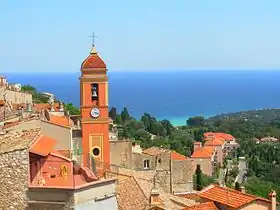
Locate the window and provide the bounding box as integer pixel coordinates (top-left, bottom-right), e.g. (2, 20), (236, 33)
(144, 159), (150, 169)
(92, 147), (100, 156)
(158, 158), (162, 164)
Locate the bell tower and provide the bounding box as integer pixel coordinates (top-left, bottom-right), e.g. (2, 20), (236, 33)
(80, 43), (110, 168)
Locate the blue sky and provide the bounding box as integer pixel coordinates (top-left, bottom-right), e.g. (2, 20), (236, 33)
(1, 0), (280, 72)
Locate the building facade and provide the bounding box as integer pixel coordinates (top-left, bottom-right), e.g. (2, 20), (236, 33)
(80, 45), (110, 169)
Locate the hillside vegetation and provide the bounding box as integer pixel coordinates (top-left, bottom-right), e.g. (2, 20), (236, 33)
(110, 107), (280, 201)
(21, 85), (80, 115)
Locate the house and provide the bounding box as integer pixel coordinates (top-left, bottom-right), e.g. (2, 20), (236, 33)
(178, 184), (278, 210)
(191, 142), (217, 176)
(136, 146), (195, 193)
(109, 140), (195, 194)
(7, 83), (22, 91)
(203, 132), (239, 158)
(106, 170), (197, 210)
(0, 128), (118, 209)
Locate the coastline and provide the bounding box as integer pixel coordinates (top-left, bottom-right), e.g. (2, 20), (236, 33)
(159, 115), (213, 126)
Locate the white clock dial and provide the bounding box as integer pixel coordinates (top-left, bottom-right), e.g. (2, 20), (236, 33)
(91, 108), (100, 118)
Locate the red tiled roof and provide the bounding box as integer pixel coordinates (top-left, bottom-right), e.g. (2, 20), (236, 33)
(0, 100), (4, 106)
(143, 147), (187, 160)
(143, 147), (168, 156)
(29, 135), (56, 157)
(171, 151), (188, 160)
(34, 103), (60, 111)
(198, 184), (271, 208)
(49, 114), (72, 127)
(176, 192), (199, 201)
(184, 202), (219, 210)
(215, 133), (235, 141)
(204, 132), (235, 142)
(191, 147), (214, 159)
(204, 137), (225, 146)
(116, 176), (149, 210)
(56, 150), (71, 158)
(81, 48), (106, 69)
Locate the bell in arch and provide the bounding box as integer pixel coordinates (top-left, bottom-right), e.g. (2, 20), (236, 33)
(92, 88), (98, 97)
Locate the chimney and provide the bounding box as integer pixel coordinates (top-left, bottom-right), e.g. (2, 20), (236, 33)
(59, 102), (64, 112)
(240, 186), (245, 193)
(150, 188), (160, 205)
(193, 142), (202, 152)
(26, 103), (32, 112)
(269, 190), (277, 210)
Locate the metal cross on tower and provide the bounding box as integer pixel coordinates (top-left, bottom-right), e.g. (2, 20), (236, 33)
(89, 32), (98, 46)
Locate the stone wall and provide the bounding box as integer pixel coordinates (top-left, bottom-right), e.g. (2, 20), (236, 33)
(132, 153), (157, 170)
(110, 140), (132, 169)
(192, 158), (213, 176)
(3, 89), (32, 104)
(171, 159), (194, 193)
(132, 152), (143, 170)
(155, 152), (170, 171)
(0, 149), (29, 209)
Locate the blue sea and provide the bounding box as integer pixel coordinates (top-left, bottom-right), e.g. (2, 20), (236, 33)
(4, 70), (280, 125)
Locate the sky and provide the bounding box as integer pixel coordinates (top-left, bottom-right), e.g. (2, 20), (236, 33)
(1, 0), (280, 72)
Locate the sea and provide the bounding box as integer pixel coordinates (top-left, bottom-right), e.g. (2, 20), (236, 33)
(4, 70), (280, 126)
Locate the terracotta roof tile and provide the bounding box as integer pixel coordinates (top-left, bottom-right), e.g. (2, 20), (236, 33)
(49, 114), (72, 127)
(0, 128), (41, 154)
(198, 184), (270, 208)
(184, 202), (218, 210)
(204, 138), (225, 146)
(191, 147), (214, 159)
(143, 147), (168, 156)
(81, 49), (106, 69)
(29, 135), (56, 156)
(171, 151), (188, 160)
(106, 170), (197, 210)
(204, 132), (235, 142)
(116, 176), (149, 210)
(34, 103), (60, 112)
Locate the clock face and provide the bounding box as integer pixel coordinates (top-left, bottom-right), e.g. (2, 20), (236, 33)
(90, 108), (100, 118)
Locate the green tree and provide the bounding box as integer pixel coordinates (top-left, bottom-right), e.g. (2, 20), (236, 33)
(21, 84), (37, 93)
(235, 182), (241, 191)
(121, 107), (130, 122)
(65, 103), (80, 115)
(195, 164), (203, 191)
(187, 116), (206, 127)
(115, 115), (123, 124)
(109, 107), (117, 122)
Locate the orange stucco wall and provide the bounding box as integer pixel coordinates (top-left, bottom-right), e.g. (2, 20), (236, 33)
(30, 153), (73, 187)
(80, 70), (110, 169)
(82, 82), (108, 107)
(82, 123), (110, 165)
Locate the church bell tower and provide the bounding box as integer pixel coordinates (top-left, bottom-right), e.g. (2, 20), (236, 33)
(80, 43), (110, 168)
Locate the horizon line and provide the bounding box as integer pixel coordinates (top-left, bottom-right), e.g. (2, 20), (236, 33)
(2, 68), (280, 74)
